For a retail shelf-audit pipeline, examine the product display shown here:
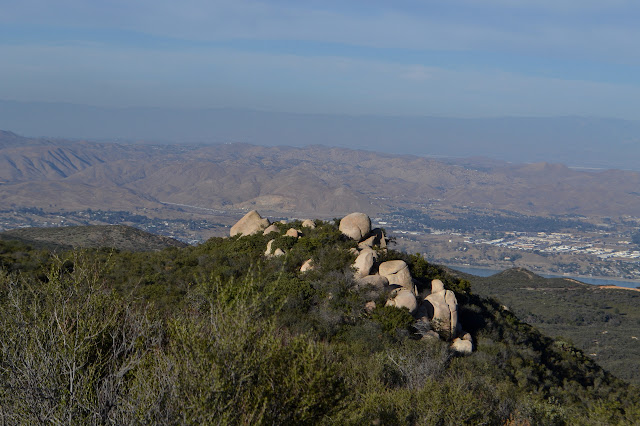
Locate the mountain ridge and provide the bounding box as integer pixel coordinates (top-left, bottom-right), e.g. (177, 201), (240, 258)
(2, 130), (640, 218)
(2, 99), (640, 170)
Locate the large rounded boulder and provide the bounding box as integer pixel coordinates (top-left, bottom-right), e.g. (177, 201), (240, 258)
(339, 212), (371, 241)
(378, 260), (413, 289)
(285, 228), (301, 238)
(451, 338), (473, 354)
(385, 289), (418, 314)
(230, 210), (270, 237)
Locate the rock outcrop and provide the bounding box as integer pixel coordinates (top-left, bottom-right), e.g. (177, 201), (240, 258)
(358, 228), (387, 249)
(265, 239), (275, 256)
(339, 212), (371, 241)
(422, 279), (461, 339)
(230, 210), (270, 237)
(451, 337), (473, 354)
(379, 260), (413, 290)
(302, 219), (316, 229)
(354, 250), (375, 278)
(300, 258), (314, 272)
(385, 289), (418, 314)
(263, 224), (279, 235)
(240, 210), (473, 353)
(285, 228), (301, 238)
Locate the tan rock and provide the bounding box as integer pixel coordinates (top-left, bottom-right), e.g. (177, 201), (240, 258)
(273, 248), (285, 257)
(302, 219), (316, 229)
(285, 228), (301, 238)
(385, 289), (417, 314)
(361, 247), (378, 260)
(378, 260), (406, 276)
(262, 224), (279, 235)
(424, 279), (460, 339)
(362, 228), (387, 248)
(358, 235), (376, 249)
(365, 301), (376, 312)
(354, 250), (375, 278)
(230, 210), (270, 237)
(451, 338), (473, 354)
(300, 258), (314, 272)
(339, 212), (371, 241)
(265, 239), (275, 256)
(378, 260), (413, 289)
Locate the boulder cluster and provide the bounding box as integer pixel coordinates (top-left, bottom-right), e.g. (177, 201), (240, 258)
(229, 210), (473, 353)
(341, 212), (473, 353)
(229, 210), (316, 261)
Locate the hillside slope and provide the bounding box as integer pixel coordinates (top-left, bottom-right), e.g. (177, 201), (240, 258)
(453, 267), (640, 386)
(0, 225), (187, 251)
(0, 216), (638, 424)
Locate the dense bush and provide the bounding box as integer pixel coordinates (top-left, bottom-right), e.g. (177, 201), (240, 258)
(1, 220), (639, 424)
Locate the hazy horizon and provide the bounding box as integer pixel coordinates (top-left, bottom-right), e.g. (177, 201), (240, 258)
(2, 99), (640, 171)
(2, 2), (640, 170)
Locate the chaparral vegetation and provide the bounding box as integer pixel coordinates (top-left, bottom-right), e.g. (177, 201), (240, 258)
(1, 216), (639, 425)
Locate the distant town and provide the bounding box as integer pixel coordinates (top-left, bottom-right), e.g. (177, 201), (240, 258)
(374, 208), (640, 282)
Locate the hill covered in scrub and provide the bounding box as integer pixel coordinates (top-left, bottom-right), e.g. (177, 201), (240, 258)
(0, 224), (187, 252)
(1, 215), (639, 424)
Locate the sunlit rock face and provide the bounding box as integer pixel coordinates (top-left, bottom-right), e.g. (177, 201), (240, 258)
(230, 210), (270, 237)
(339, 212), (371, 241)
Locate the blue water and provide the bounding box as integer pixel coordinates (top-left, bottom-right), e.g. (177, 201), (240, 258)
(448, 265), (640, 289)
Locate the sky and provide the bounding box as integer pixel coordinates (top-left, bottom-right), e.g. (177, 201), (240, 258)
(2, 1), (640, 119)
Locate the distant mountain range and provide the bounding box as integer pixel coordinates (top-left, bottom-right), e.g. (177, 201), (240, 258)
(2, 129), (640, 219)
(2, 99), (640, 170)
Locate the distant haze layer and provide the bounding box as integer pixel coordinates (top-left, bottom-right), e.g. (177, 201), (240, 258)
(1, 99), (639, 171)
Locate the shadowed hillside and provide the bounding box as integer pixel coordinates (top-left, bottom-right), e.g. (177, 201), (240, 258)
(451, 267), (640, 386)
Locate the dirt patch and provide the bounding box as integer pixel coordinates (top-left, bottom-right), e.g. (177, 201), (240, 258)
(597, 285), (640, 292)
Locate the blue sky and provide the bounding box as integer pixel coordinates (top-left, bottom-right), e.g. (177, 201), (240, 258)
(2, 0), (640, 119)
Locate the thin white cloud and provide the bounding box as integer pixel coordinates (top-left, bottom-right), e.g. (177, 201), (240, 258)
(3, 0), (640, 64)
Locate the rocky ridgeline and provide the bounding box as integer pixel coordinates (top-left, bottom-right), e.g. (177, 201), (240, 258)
(230, 210), (473, 353)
